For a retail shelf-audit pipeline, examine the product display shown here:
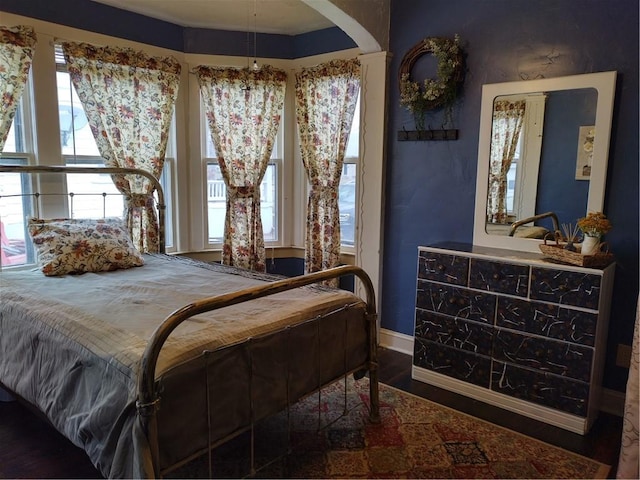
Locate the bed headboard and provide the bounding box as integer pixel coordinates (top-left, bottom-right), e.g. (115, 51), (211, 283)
(0, 165), (166, 262)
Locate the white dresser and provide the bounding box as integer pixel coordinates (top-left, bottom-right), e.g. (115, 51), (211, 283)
(412, 242), (615, 434)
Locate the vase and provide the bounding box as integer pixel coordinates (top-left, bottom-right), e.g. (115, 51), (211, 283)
(581, 234), (601, 256)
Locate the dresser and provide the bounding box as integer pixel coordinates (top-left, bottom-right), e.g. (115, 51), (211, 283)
(412, 242), (615, 434)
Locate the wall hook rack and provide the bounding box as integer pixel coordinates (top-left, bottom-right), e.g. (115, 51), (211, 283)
(397, 129), (459, 141)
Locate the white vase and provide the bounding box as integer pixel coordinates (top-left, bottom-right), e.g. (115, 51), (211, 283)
(581, 234), (601, 255)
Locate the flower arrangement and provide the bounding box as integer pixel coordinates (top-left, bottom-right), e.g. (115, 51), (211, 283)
(398, 35), (464, 130)
(577, 212), (612, 238)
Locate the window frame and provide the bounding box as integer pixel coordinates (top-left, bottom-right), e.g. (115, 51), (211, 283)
(201, 96), (284, 249)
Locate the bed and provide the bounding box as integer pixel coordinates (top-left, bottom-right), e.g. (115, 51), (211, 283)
(0, 165), (380, 479)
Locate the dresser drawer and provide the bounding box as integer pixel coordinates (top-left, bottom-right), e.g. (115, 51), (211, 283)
(493, 329), (593, 382)
(416, 280), (496, 324)
(418, 250), (469, 286)
(530, 267), (601, 310)
(491, 361), (589, 416)
(497, 297), (597, 346)
(414, 338), (491, 388)
(415, 310), (494, 356)
(469, 258), (529, 297)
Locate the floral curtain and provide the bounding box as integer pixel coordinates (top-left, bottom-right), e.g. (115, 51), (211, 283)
(486, 99), (526, 224)
(61, 42), (181, 253)
(295, 59), (360, 280)
(617, 295), (639, 479)
(195, 66), (287, 272)
(0, 25), (37, 152)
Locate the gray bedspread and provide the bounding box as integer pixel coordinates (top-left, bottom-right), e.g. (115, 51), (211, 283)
(0, 254), (365, 478)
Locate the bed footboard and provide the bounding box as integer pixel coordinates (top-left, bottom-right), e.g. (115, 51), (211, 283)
(137, 265), (379, 478)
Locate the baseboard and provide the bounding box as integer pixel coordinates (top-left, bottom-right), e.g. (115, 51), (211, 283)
(378, 330), (625, 418)
(601, 388), (626, 417)
(379, 328), (413, 355)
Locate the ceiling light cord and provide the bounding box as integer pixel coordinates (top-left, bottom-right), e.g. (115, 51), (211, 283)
(253, 0), (259, 70)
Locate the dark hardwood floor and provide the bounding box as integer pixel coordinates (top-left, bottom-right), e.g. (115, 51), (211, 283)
(0, 347), (624, 478)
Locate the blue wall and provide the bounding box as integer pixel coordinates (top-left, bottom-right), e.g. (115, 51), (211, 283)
(384, 0), (639, 392)
(537, 89), (596, 222)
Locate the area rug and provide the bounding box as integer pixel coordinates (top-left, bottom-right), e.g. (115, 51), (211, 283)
(168, 377), (610, 479)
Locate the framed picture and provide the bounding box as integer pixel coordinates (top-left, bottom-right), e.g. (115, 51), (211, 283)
(575, 125), (595, 180)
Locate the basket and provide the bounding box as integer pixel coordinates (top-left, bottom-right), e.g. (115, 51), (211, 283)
(539, 236), (614, 268)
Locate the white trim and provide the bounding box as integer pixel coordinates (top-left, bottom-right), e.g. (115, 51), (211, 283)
(601, 387), (626, 417)
(379, 328), (413, 355)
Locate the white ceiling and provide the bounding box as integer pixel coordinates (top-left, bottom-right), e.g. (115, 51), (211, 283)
(90, 0), (336, 35)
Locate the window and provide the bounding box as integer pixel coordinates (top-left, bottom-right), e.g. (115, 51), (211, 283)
(1, 88), (34, 267)
(56, 46), (175, 248)
(3, 99), (28, 154)
(339, 96), (360, 247)
(0, 158), (34, 267)
(203, 114), (280, 245)
(497, 93), (546, 222)
(505, 134), (522, 215)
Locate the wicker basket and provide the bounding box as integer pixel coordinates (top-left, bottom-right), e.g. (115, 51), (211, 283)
(539, 237), (614, 268)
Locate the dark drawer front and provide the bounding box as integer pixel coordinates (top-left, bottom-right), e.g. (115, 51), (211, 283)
(469, 259), (529, 297)
(530, 268), (601, 310)
(415, 310), (494, 356)
(497, 297), (597, 347)
(418, 250), (469, 286)
(491, 361), (589, 416)
(416, 281), (496, 325)
(493, 329), (593, 382)
(414, 338), (491, 388)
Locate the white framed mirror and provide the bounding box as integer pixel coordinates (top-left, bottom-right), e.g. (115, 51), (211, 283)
(473, 71), (617, 253)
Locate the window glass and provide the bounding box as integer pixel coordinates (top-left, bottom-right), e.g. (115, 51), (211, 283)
(339, 164), (357, 246)
(339, 96), (360, 247)
(1, 75), (33, 266)
(0, 159), (33, 267)
(206, 162), (277, 243)
(64, 160), (124, 218)
(2, 101), (26, 154)
(505, 133), (523, 215)
(203, 97), (282, 246)
(57, 71), (100, 157)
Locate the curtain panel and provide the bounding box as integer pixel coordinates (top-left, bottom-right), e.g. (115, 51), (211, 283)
(617, 295), (639, 479)
(0, 25), (37, 152)
(487, 99), (526, 224)
(195, 65), (287, 272)
(295, 58), (360, 280)
(61, 41), (181, 253)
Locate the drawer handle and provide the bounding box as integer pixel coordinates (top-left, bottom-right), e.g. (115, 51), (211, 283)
(492, 272), (501, 281)
(437, 264), (446, 272)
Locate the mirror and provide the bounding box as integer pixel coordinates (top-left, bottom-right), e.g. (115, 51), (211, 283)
(473, 71), (617, 253)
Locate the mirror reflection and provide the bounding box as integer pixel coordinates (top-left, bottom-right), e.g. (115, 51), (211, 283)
(486, 88), (597, 238)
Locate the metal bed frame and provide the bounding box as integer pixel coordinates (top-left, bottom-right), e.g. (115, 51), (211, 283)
(0, 164), (380, 478)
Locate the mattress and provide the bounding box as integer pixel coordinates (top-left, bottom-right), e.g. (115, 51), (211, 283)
(0, 254), (369, 478)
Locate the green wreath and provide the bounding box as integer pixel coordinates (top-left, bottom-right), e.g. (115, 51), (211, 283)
(398, 35), (464, 129)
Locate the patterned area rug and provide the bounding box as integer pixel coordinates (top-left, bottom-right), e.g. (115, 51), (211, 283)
(168, 377), (610, 479)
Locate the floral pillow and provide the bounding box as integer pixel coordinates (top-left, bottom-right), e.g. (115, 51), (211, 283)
(28, 217), (144, 276)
